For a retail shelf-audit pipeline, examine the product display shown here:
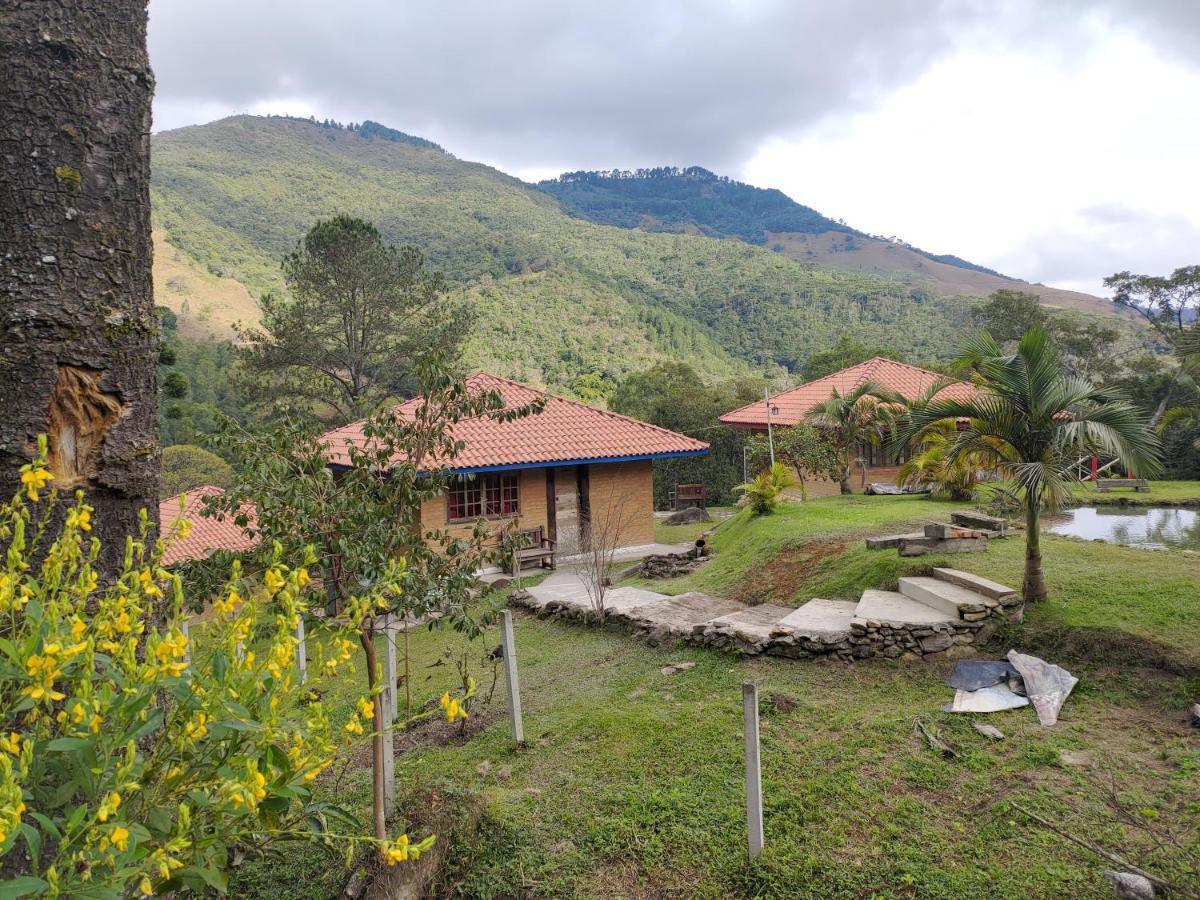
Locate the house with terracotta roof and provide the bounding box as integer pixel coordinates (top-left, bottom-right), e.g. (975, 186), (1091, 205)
(321, 373), (709, 561)
(158, 486), (257, 565)
(719, 357), (974, 496)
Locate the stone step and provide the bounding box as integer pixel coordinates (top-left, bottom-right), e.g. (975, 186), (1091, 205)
(866, 532), (925, 550)
(775, 598), (858, 637)
(704, 604), (796, 643)
(854, 589), (956, 626)
(951, 511), (1009, 533)
(930, 568), (1017, 602)
(897, 576), (990, 617)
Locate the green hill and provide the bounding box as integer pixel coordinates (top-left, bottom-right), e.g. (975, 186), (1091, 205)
(538, 167), (1116, 316)
(150, 115), (986, 390)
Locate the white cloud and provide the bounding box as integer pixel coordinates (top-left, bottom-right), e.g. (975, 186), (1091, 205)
(741, 20), (1200, 296)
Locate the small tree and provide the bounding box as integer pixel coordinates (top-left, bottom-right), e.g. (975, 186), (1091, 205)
(901, 329), (1160, 601)
(159, 444), (234, 497)
(0, 443), (429, 897)
(747, 425), (841, 499)
(239, 216), (470, 421)
(735, 463), (800, 515)
(207, 359), (543, 849)
(807, 381), (902, 493)
(576, 469), (643, 622)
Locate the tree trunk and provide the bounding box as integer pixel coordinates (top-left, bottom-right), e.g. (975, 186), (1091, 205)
(1022, 497), (1047, 602)
(0, 1), (158, 577)
(839, 459), (852, 495)
(360, 623), (388, 847)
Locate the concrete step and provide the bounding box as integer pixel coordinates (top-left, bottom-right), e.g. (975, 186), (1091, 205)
(775, 598), (858, 637)
(930, 568), (1017, 602)
(854, 589), (957, 626)
(705, 604), (796, 643)
(897, 576), (990, 618)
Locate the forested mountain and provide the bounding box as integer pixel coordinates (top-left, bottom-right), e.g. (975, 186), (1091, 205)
(539, 167), (1113, 315)
(149, 115), (1098, 395)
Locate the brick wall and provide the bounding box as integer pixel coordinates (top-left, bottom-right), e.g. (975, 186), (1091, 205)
(586, 460), (655, 548)
(800, 465), (905, 498)
(419, 467), (549, 544)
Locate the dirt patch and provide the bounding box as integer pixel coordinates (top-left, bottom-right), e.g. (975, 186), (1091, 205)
(732, 539), (848, 606)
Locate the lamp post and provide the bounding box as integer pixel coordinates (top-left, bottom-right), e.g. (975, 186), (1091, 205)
(764, 388), (776, 467)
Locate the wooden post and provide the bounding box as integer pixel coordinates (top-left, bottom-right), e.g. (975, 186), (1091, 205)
(380, 615), (397, 813)
(501, 610), (524, 744)
(295, 615), (306, 683)
(743, 681), (764, 860)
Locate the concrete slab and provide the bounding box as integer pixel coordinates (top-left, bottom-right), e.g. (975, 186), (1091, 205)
(775, 598), (858, 636)
(931, 568), (1017, 601)
(706, 604), (795, 642)
(525, 570), (670, 613)
(626, 592), (746, 631)
(898, 576), (988, 616)
(854, 589), (956, 626)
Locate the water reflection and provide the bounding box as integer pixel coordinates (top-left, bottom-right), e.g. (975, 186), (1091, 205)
(1048, 506), (1200, 550)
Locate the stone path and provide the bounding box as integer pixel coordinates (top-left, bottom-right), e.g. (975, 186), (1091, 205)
(516, 564), (1022, 662)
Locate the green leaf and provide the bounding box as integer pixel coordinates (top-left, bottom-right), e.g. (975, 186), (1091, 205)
(183, 865), (228, 893)
(0, 876), (48, 899)
(28, 813), (59, 840)
(18, 824), (40, 865)
(45, 737), (90, 752)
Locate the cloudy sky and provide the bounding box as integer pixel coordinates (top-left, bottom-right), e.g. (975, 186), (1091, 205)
(148, 0), (1199, 297)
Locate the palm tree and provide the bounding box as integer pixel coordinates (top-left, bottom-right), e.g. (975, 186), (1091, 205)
(896, 421), (1002, 500)
(901, 328), (1160, 601)
(735, 462), (800, 515)
(807, 381), (902, 493)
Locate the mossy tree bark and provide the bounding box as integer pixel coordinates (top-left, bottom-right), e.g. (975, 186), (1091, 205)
(0, 0), (158, 576)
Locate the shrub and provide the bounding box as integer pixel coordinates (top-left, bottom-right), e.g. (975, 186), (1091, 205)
(735, 462), (799, 515)
(0, 439), (430, 897)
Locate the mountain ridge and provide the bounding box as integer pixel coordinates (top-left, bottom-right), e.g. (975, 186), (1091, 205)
(148, 115), (1110, 395)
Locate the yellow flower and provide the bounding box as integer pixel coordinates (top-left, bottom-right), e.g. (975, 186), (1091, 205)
(176, 518), (192, 541)
(111, 825), (130, 851)
(344, 716), (364, 736)
(296, 568), (311, 587)
(440, 692), (467, 723)
(138, 875), (153, 896)
(97, 791), (121, 822)
(212, 588), (241, 617)
(183, 713), (208, 742)
(66, 506), (92, 532)
(357, 697), (375, 721)
(264, 568), (285, 595)
(0, 733), (19, 755)
(70, 617), (86, 641)
(384, 834), (410, 865)
(20, 466), (53, 501)
(250, 770), (267, 802)
(138, 568), (163, 598)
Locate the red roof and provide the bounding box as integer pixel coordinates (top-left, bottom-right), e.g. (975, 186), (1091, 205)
(719, 357), (975, 428)
(159, 486), (257, 565)
(321, 373), (708, 471)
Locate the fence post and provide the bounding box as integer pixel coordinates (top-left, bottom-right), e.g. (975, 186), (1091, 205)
(501, 609), (524, 744)
(743, 681), (764, 860)
(295, 615), (306, 683)
(380, 615), (397, 813)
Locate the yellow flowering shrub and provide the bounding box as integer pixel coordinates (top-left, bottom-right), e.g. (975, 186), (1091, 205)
(0, 441), (432, 897)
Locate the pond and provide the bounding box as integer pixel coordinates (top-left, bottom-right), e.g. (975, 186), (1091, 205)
(1048, 506), (1200, 550)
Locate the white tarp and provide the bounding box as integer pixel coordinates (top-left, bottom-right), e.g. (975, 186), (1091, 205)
(1007, 650), (1078, 726)
(942, 684), (1030, 713)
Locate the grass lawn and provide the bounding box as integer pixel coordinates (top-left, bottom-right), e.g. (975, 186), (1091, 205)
(653, 506), (734, 545)
(236, 494), (1200, 899)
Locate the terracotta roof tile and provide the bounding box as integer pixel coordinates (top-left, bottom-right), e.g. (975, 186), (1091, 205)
(719, 357), (975, 428)
(322, 373), (708, 471)
(159, 486), (257, 565)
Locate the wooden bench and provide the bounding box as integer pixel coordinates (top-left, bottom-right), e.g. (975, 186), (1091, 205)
(508, 526), (556, 574)
(671, 483), (706, 510)
(1096, 478), (1150, 493)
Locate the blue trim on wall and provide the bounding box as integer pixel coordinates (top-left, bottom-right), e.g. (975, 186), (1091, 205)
(449, 449), (708, 474)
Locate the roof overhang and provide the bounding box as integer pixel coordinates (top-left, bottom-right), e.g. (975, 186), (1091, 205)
(329, 448), (710, 476)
